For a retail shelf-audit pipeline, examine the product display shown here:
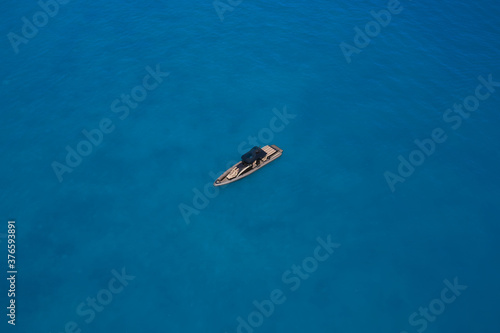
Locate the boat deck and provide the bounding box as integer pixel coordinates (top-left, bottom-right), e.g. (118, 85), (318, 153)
(214, 145), (283, 186)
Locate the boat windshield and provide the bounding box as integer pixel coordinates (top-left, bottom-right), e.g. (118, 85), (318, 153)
(241, 146), (267, 164)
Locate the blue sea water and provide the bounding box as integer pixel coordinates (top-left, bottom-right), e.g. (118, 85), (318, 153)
(1, 0), (500, 332)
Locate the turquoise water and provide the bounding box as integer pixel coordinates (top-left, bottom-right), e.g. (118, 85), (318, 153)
(1, 0), (499, 332)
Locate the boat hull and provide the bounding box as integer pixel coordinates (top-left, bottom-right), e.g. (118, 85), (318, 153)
(213, 145), (283, 186)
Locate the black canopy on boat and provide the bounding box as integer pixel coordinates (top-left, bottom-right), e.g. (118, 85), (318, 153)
(241, 146), (267, 164)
